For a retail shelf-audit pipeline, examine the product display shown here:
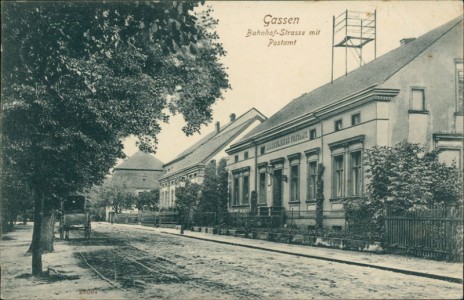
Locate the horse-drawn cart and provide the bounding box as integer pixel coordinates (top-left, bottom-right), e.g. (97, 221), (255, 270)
(59, 195), (91, 240)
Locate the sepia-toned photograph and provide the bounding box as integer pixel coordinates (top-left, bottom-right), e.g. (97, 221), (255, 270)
(1, 1), (463, 299)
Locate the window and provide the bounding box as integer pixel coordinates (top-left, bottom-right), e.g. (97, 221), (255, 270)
(244, 151), (249, 160)
(351, 113), (361, 126)
(242, 175), (250, 204)
(329, 136), (364, 200)
(410, 88), (425, 111)
(307, 161), (317, 200)
(350, 151), (362, 196)
(290, 165), (300, 202)
(456, 61), (463, 114)
(260, 146), (265, 155)
(335, 119), (343, 132)
(232, 168), (251, 206)
(333, 155), (344, 198)
(233, 177), (239, 205)
(259, 172), (267, 204)
(234, 155), (239, 163)
(310, 129), (317, 140)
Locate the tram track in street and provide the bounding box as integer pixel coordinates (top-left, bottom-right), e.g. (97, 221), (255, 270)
(74, 231), (186, 289)
(98, 223), (463, 285)
(73, 230), (262, 298)
(67, 224), (463, 299)
(77, 250), (121, 289)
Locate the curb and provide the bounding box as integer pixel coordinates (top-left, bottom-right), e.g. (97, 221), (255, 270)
(98, 223), (463, 285)
(161, 231), (463, 285)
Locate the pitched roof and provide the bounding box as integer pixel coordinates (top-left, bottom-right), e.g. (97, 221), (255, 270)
(241, 16), (463, 142)
(161, 108), (266, 178)
(114, 151), (164, 171)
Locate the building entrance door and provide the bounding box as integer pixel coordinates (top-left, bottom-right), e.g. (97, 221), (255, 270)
(273, 169), (283, 207)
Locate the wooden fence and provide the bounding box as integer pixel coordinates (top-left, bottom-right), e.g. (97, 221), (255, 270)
(384, 206), (463, 261)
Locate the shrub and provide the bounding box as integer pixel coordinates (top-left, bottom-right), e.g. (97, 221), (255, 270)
(345, 141), (463, 239)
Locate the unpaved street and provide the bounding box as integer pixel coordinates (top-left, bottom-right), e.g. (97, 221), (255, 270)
(72, 223), (462, 299)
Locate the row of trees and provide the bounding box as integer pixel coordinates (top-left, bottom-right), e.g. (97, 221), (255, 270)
(175, 158), (228, 227)
(85, 158), (228, 221)
(86, 184), (160, 221)
(2, 1), (230, 275)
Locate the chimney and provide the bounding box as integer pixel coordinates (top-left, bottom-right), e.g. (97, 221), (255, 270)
(215, 121), (220, 134)
(229, 113), (236, 122)
(400, 38), (416, 46)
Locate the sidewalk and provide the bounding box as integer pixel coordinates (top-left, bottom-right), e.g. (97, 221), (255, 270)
(100, 222), (463, 284)
(1, 223), (129, 300)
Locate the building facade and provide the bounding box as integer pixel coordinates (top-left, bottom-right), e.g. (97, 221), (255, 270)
(226, 17), (463, 228)
(112, 151), (164, 194)
(159, 108), (266, 209)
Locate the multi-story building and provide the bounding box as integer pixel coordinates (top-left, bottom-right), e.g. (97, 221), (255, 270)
(112, 151), (164, 194)
(159, 108), (266, 209)
(226, 16), (463, 228)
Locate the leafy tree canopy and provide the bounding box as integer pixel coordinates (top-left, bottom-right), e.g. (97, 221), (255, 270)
(97, 184), (137, 214)
(137, 189), (160, 212)
(345, 140), (463, 236)
(216, 158), (229, 213)
(175, 182), (201, 212)
(1, 1), (229, 274)
(198, 158), (229, 213)
(198, 160), (218, 213)
(2, 1), (230, 201)
(364, 141), (462, 213)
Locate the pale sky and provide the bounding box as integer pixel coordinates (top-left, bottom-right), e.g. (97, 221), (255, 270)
(122, 1), (463, 165)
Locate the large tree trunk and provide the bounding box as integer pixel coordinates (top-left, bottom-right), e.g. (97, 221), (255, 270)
(40, 210), (55, 253)
(1, 198), (14, 233)
(31, 192), (44, 276)
(22, 209), (27, 225)
(29, 209), (56, 253)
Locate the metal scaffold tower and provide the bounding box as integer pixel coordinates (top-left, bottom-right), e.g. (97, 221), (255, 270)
(331, 10), (377, 82)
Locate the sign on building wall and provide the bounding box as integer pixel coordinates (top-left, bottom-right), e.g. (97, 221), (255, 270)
(265, 128), (309, 152)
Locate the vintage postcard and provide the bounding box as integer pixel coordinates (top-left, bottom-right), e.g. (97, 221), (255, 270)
(1, 1), (463, 299)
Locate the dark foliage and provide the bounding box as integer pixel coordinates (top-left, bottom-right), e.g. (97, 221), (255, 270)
(2, 1), (229, 274)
